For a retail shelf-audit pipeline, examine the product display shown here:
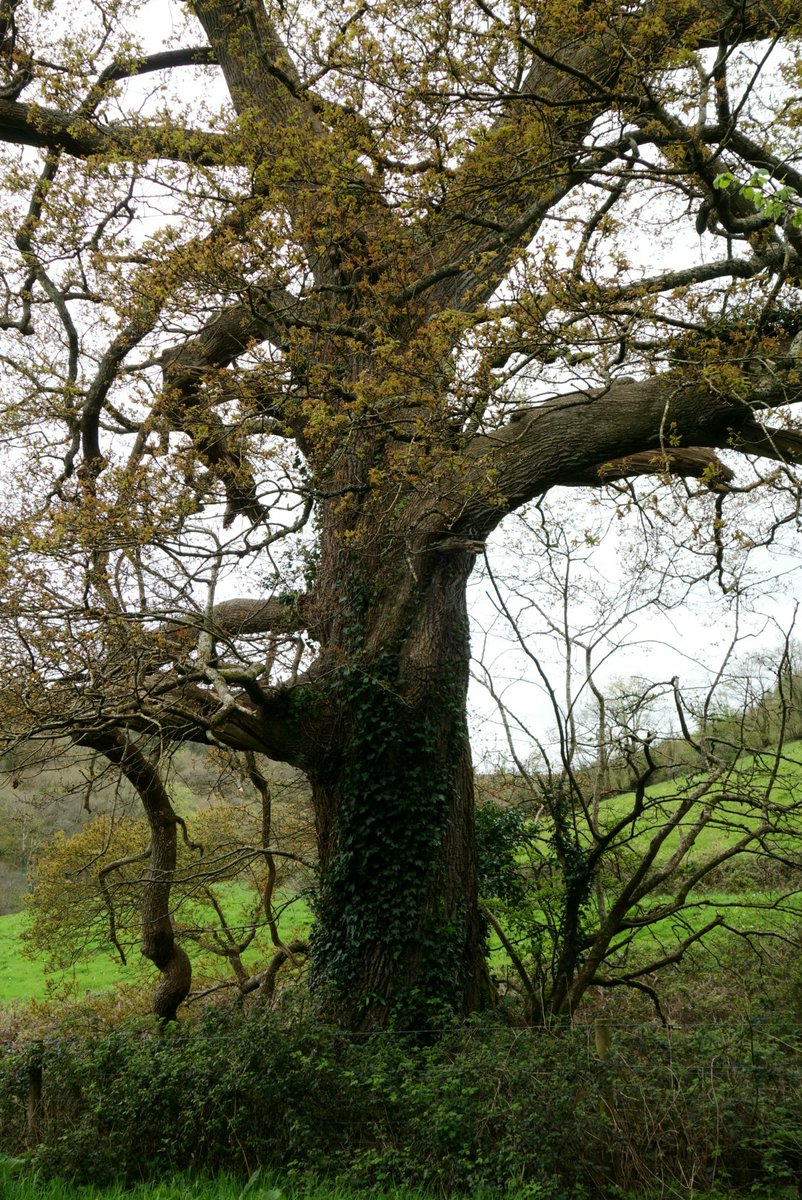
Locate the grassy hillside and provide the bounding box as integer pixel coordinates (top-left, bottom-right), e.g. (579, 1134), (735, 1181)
(0, 910), (137, 1004)
(0, 890), (313, 1008)
(4, 741), (802, 1012)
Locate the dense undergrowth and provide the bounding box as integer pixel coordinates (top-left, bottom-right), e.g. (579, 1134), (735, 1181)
(1, 1008), (801, 1199)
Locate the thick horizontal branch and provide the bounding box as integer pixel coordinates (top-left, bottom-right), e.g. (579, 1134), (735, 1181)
(66, 667), (312, 766)
(162, 294), (301, 383)
(593, 446), (735, 489)
(0, 97), (231, 163)
(732, 420), (802, 464)
(461, 368), (802, 533)
(98, 46), (218, 85)
(161, 595), (306, 645)
(212, 596), (305, 636)
(701, 125), (802, 198)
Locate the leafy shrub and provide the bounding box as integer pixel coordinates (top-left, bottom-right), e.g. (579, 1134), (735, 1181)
(1, 1011), (801, 1197)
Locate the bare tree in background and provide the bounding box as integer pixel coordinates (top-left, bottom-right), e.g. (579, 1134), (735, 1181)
(474, 496), (802, 1021)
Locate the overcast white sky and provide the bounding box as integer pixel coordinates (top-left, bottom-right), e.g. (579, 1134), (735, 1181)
(466, 482), (802, 768)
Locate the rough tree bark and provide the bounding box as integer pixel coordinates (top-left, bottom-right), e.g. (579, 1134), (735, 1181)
(77, 731), (192, 1023)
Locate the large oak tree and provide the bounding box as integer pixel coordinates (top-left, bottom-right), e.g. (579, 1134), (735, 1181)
(1, 0), (802, 1026)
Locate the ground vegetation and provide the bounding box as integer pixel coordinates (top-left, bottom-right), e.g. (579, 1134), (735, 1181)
(2, 1008), (802, 1198)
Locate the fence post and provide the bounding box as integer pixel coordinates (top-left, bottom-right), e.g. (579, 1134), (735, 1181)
(594, 1018), (612, 1060)
(26, 1043), (43, 1148)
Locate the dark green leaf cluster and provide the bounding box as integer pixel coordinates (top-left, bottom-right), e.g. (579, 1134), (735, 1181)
(2, 1012), (802, 1198)
(475, 802), (529, 906)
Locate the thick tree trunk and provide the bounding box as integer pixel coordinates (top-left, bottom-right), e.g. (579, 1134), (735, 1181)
(306, 550), (494, 1029)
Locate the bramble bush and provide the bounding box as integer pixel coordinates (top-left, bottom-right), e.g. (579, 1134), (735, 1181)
(1, 1009), (801, 1198)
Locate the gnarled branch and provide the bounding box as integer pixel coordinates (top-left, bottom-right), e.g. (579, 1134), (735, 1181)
(0, 97), (231, 163)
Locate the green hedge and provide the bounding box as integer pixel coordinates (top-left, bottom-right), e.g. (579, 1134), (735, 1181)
(1, 1012), (801, 1199)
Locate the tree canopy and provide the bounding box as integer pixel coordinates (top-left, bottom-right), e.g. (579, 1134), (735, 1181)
(1, 0), (802, 1026)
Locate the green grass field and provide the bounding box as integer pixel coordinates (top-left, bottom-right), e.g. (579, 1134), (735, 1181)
(0, 890), (313, 1008)
(0, 910), (137, 1005)
(0, 1162), (434, 1200)
(4, 741), (802, 1010)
